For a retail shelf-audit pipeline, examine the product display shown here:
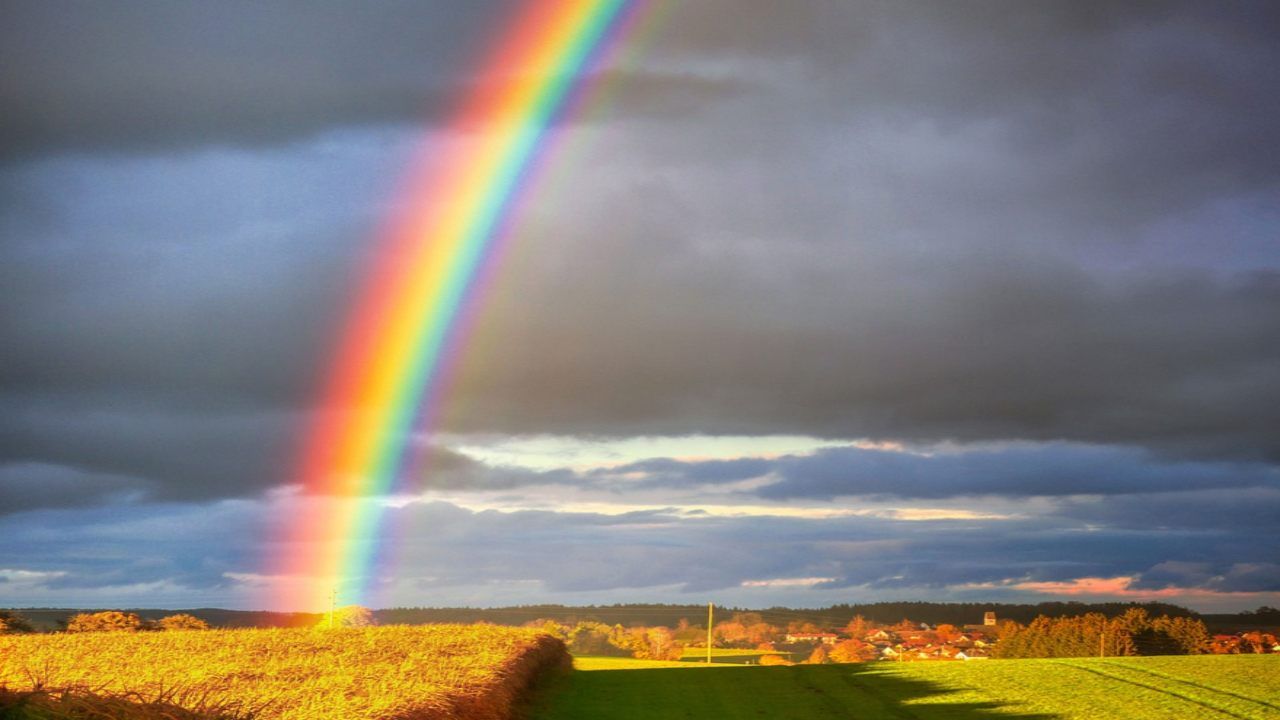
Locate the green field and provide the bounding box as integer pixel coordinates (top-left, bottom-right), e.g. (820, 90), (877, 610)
(534, 654), (1280, 719)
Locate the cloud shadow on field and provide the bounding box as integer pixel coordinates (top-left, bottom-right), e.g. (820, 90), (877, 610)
(532, 662), (1060, 720)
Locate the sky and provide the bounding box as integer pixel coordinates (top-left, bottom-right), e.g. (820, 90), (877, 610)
(2, 0), (1278, 614)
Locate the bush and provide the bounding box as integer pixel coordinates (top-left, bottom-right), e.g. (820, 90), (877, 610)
(322, 605), (375, 628)
(66, 611), (145, 633)
(758, 653), (793, 666)
(829, 639), (870, 663)
(157, 614), (210, 631)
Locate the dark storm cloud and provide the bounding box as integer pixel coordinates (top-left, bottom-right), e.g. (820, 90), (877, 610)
(0, 404), (546, 514)
(424, 1), (1280, 456)
(0, 139), (412, 406)
(0, 462), (144, 515)
(1, 0), (1279, 516)
(0, 403), (294, 511)
(609, 0), (1280, 236)
(4, 2), (1274, 174)
(0, 1), (750, 161)
(0, 141), (402, 509)
(453, 263), (1280, 457)
(0, 1), (507, 159)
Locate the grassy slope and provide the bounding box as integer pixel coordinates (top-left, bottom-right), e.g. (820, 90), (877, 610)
(535, 655), (1280, 720)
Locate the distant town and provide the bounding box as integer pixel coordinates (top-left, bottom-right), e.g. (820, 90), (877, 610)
(525, 607), (1278, 663)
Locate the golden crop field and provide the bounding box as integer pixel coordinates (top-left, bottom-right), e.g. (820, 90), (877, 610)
(0, 624), (568, 720)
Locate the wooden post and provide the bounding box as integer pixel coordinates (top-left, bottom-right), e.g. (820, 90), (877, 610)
(706, 602), (713, 664)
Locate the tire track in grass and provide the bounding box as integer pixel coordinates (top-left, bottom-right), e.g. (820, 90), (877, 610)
(833, 668), (920, 720)
(784, 666), (872, 719)
(1094, 661), (1280, 715)
(1051, 661), (1258, 720)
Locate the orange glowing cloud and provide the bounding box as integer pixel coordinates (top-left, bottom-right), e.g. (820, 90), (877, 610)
(1011, 575), (1274, 602)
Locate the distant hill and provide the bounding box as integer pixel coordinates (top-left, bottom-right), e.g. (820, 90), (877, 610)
(6, 602), (1275, 632)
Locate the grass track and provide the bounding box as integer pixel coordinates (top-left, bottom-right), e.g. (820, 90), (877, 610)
(534, 655), (1280, 720)
(1048, 661), (1252, 719)
(1050, 659), (1279, 718)
(1074, 657), (1280, 710)
(677, 647), (790, 664)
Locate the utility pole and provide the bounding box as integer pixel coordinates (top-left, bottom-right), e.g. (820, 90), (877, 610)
(706, 602), (714, 664)
(328, 587), (337, 630)
(1099, 618), (1107, 658)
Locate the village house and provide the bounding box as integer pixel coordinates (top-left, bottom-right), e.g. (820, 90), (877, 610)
(962, 610), (1000, 636)
(785, 632), (839, 645)
(1211, 635), (1242, 653)
(856, 613), (1005, 661)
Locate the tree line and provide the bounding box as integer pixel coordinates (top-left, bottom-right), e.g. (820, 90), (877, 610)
(992, 608), (1211, 658)
(378, 600), (1201, 628)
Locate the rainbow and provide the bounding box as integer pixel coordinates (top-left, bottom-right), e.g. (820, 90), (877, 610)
(269, 0), (648, 612)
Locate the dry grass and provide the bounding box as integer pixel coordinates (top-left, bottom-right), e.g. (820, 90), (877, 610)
(0, 686), (253, 719)
(0, 625), (569, 720)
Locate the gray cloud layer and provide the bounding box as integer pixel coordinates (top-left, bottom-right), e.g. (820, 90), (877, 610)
(1, 1), (1278, 609)
(598, 444), (1280, 500)
(3, 492), (1275, 609)
(1, 1), (507, 159)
